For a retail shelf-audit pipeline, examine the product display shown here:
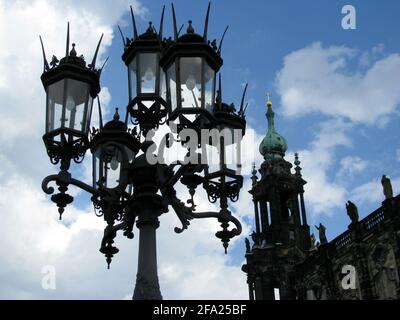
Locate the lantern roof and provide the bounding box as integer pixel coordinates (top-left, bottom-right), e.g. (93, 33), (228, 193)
(39, 22), (103, 97)
(121, 6), (166, 65)
(159, 3), (225, 71)
(103, 108), (127, 132)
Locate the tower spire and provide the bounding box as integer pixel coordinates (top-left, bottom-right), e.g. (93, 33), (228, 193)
(294, 153), (302, 177)
(258, 93), (287, 160)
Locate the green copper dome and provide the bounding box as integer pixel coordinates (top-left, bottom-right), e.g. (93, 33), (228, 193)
(259, 98), (287, 160)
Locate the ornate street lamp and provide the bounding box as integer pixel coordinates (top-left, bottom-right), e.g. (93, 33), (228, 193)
(121, 6), (168, 135)
(40, 4), (248, 300)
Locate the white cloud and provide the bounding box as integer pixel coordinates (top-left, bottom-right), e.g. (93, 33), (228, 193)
(276, 42), (400, 125)
(336, 155), (369, 180)
(287, 118), (352, 217)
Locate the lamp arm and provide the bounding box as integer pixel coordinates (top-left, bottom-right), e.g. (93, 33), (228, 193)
(41, 170), (102, 197)
(161, 183), (240, 236)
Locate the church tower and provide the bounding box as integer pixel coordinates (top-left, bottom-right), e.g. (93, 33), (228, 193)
(242, 96), (311, 300)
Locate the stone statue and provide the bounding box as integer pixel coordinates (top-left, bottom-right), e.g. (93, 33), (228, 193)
(346, 200), (359, 223)
(310, 233), (317, 250)
(245, 238), (251, 253)
(315, 223), (327, 244)
(381, 175), (393, 200)
(251, 231), (259, 245)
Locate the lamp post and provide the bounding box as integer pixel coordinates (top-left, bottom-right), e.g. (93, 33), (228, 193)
(39, 3), (248, 300)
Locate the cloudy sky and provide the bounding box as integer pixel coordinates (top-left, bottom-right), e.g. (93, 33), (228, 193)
(0, 0), (400, 299)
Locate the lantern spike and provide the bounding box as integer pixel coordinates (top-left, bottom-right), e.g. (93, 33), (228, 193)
(217, 25), (229, 55)
(239, 83), (248, 114)
(91, 33), (103, 70)
(98, 56), (109, 76)
(243, 102), (249, 115)
(218, 73), (222, 109)
(97, 97), (104, 130)
(117, 25), (126, 47)
(65, 22), (70, 58)
(171, 3), (178, 40)
(159, 5), (165, 39)
(39, 35), (50, 72)
(203, 2), (211, 41)
(177, 24), (184, 37)
(130, 5), (138, 39)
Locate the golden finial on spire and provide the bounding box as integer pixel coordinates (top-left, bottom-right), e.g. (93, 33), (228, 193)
(266, 92), (272, 108)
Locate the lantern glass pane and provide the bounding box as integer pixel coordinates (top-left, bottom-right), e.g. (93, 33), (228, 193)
(129, 57), (137, 100)
(105, 148), (122, 189)
(180, 57), (202, 110)
(83, 96), (94, 134)
(224, 142), (241, 173)
(139, 53), (157, 94)
(202, 143), (221, 174)
(166, 63), (177, 112)
(160, 69), (167, 101)
(92, 148), (101, 188)
(65, 79), (89, 133)
(125, 146), (136, 164)
(204, 63), (215, 112)
(126, 184), (134, 195)
(46, 79), (65, 132)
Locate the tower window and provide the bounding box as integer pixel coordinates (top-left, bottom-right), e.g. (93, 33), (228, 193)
(274, 288), (280, 300)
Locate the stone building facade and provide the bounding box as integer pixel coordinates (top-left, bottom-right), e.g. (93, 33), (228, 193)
(242, 98), (400, 300)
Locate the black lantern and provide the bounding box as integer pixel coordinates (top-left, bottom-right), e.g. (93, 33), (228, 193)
(91, 109), (140, 191)
(159, 4), (222, 130)
(203, 79), (247, 203)
(121, 6), (168, 134)
(40, 24), (102, 167)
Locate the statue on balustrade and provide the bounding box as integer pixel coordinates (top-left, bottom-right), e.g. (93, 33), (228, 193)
(315, 223), (327, 244)
(346, 200), (359, 224)
(381, 175), (393, 200)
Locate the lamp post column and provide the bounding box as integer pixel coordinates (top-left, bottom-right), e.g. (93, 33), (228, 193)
(132, 216), (162, 300)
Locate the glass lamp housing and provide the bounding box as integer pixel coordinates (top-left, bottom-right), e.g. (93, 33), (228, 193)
(159, 29), (222, 127)
(46, 78), (93, 137)
(92, 144), (128, 189)
(90, 116), (140, 191)
(165, 57), (215, 122)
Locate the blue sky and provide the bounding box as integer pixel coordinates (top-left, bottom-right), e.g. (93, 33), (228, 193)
(0, 0), (400, 299)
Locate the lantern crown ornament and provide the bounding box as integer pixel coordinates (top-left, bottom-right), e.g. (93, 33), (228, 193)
(121, 6), (165, 64)
(40, 22), (104, 169)
(213, 74), (247, 136)
(40, 22), (103, 97)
